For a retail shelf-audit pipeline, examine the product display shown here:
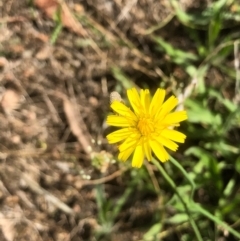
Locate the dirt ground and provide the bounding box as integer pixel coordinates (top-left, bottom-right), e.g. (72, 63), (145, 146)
(0, 0), (216, 241)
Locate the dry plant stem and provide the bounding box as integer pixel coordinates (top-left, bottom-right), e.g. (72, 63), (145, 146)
(0, 148), (46, 158)
(70, 218), (100, 240)
(0, 16), (26, 23)
(63, 98), (92, 155)
(145, 162), (161, 193)
(114, 0), (137, 26)
(231, 218), (240, 229)
(201, 40), (240, 67)
(86, 6), (152, 64)
(78, 9), (117, 43)
(152, 159), (203, 241)
(144, 12), (175, 35)
(22, 173), (74, 215)
(0, 180), (43, 241)
(158, 222), (190, 239)
(176, 76), (197, 111)
(0, 180), (11, 195)
(58, 0), (105, 57)
(101, 77), (108, 97)
(80, 168), (125, 187)
(0, 148), (89, 160)
(42, 93), (61, 124)
(48, 90), (93, 157)
(75, 6), (164, 78)
(179, 40), (240, 107)
(109, 25), (152, 64)
(56, 0), (87, 36)
(129, 62), (158, 78)
(139, 222), (190, 241)
(234, 41), (240, 103)
(16, 190), (35, 209)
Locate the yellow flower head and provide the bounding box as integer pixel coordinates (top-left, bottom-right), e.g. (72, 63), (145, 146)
(106, 88), (188, 168)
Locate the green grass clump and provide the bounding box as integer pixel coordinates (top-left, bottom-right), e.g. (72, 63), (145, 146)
(96, 1), (240, 240)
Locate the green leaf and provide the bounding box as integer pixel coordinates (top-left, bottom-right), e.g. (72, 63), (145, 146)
(111, 67), (134, 89)
(153, 36), (198, 65)
(167, 213), (189, 224)
(236, 156), (240, 173)
(143, 223), (162, 240)
(223, 178), (235, 197)
(208, 13), (222, 48)
(208, 89), (237, 112)
(185, 99), (219, 125)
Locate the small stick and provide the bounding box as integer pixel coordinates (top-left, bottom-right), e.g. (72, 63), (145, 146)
(234, 41), (240, 103)
(22, 173), (74, 215)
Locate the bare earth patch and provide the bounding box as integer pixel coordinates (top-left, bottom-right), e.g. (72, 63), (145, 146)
(0, 1), (173, 240)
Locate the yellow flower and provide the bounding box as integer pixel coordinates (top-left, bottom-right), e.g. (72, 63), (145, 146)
(106, 88), (188, 168)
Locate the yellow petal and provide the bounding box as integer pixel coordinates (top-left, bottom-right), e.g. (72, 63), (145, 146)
(140, 89), (150, 113)
(118, 134), (139, 152)
(143, 139), (152, 161)
(156, 96), (178, 119)
(110, 101), (137, 121)
(118, 145), (135, 161)
(106, 88), (188, 167)
(150, 139), (169, 162)
(154, 135), (179, 151)
(132, 145), (144, 168)
(162, 111), (188, 124)
(150, 88), (165, 116)
(161, 129), (186, 143)
(107, 115), (131, 127)
(127, 88), (142, 115)
(106, 128), (132, 144)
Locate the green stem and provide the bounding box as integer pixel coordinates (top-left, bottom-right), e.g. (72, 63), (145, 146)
(152, 159), (203, 241)
(170, 156), (196, 201)
(193, 203), (240, 239)
(169, 156), (240, 239)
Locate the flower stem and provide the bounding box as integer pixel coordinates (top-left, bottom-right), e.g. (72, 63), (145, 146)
(152, 158), (203, 241)
(192, 203), (240, 239)
(170, 156), (195, 201)
(168, 156), (240, 239)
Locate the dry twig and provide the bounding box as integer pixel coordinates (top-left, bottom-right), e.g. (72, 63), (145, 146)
(21, 173), (74, 215)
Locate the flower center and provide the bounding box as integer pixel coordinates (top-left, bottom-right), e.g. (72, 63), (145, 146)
(137, 116), (154, 136)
